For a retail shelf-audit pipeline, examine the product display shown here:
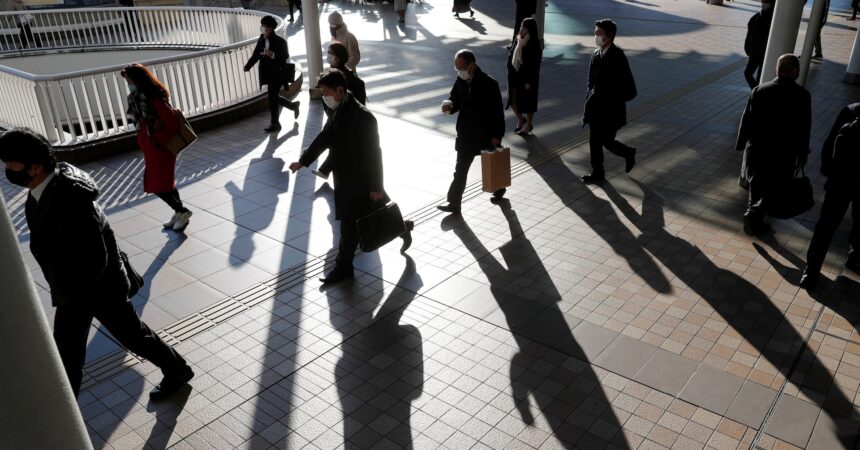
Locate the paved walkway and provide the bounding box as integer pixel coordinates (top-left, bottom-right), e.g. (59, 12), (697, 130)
(5, 0), (860, 448)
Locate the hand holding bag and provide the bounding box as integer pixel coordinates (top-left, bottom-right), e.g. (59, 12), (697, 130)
(481, 147), (511, 193)
(356, 202), (407, 252)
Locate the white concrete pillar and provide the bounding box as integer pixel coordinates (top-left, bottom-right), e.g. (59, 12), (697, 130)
(761, 0), (805, 85)
(798, 0), (827, 85)
(300, 0), (323, 99)
(846, 27), (860, 83)
(0, 193), (92, 450)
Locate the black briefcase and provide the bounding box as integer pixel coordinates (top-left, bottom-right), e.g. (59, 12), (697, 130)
(356, 203), (407, 252)
(766, 168), (814, 219)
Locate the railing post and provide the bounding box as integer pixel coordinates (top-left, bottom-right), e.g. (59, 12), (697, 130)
(0, 192), (93, 450)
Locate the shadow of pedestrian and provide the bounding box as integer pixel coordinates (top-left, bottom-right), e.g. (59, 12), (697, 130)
(143, 385), (192, 449)
(327, 255), (424, 448)
(601, 180), (860, 448)
(441, 200), (630, 448)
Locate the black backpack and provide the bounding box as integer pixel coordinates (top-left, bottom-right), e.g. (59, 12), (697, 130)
(832, 116), (860, 179)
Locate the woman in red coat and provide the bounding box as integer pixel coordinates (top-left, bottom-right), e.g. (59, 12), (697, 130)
(122, 63), (192, 231)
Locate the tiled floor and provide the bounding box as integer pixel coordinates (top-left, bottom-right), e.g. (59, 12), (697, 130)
(5, 0), (860, 448)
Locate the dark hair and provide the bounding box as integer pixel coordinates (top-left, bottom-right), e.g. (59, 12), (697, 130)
(520, 18), (539, 41)
(120, 63), (169, 99)
(260, 15), (277, 29)
(0, 128), (57, 171)
(328, 41), (349, 69)
(317, 68), (347, 90)
(455, 49), (476, 65)
(595, 19), (617, 39)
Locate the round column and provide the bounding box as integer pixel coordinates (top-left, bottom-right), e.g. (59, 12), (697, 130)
(761, 0), (804, 85)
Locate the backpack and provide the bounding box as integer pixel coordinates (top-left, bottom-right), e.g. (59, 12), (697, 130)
(832, 116), (860, 179)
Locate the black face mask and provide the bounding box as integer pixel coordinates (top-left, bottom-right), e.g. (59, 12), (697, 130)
(5, 167), (34, 187)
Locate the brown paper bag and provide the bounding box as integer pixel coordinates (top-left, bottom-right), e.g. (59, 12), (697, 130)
(481, 147), (511, 193)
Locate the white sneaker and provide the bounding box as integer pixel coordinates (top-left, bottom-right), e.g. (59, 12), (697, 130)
(163, 212), (180, 229)
(311, 170), (329, 180)
(172, 210), (193, 231)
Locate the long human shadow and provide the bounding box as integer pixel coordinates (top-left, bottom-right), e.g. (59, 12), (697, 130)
(442, 201), (630, 448)
(143, 385), (192, 449)
(226, 124), (298, 264)
(600, 180), (860, 448)
(327, 255), (423, 448)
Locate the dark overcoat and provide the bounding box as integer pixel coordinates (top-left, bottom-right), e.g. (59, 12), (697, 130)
(506, 39), (542, 114)
(583, 44), (637, 132)
(736, 76), (811, 181)
(299, 93), (385, 220)
(245, 33), (290, 87)
(447, 66), (505, 155)
(26, 162), (130, 307)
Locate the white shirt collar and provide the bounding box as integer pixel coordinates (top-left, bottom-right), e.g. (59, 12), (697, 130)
(29, 169), (56, 203)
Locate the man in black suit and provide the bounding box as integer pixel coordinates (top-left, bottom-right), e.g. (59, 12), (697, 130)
(743, 0), (774, 88)
(437, 49), (506, 215)
(735, 54), (811, 236)
(0, 128), (193, 400)
(800, 103), (860, 289)
(289, 70), (412, 283)
(581, 19), (637, 184)
(244, 15), (300, 133)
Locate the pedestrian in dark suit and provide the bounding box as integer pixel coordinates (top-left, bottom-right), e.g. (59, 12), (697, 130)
(743, 0), (774, 88)
(0, 129), (193, 400)
(244, 15), (300, 133)
(437, 49), (506, 214)
(811, 0), (829, 59)
(581, 19), (637, 184)
(289, 70), (413, 283)
(507, 17), (542, 135)
(312, 41), (367, 181)
(735, 54), (811, 236)
(288, 0), (302, 22)
(800, 103), (860, 289)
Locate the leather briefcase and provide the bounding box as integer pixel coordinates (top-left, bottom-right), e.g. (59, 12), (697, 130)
(356, 202), (407, 252)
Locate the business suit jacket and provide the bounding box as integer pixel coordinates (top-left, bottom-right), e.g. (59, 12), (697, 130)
(26, 163), (129, 307)
(299, 93), (385, 220)
(821, 103), (860, 189)
(736, 76), (811, 180)
(583, 44), (637, 132)
(245, 33), (290, 87)
(447, 66), (505, 155)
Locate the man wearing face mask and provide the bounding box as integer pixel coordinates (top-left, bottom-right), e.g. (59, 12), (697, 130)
(244, 15), (300, 133)
(289, 70), (413, 283)
(0, 128), (194, 400)
(743, 0), (775, 88)
(437, 49), (506, 214)
(328, 11), (360, 72)
(581, 19), (637, 184)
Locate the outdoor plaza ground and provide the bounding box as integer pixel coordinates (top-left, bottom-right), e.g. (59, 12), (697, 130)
(5, 0), (860, 448)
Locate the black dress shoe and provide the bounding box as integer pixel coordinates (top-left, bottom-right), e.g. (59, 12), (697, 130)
(743, 214), (771, 236)
(320, 268), (354, 284)
(490, 188), (506, 203)
(625, 148), (636, 173)
(581, 173), (605, 184)
(150, 366), (194, 401)
(264, 125), (282, 133)
(799, 270), (819, 290)
(400, 220), (414, 253)
(437, 204), (461, 214)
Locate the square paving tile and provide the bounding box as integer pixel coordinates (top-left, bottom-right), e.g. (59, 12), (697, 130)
(634, 349), (699, 396)
(725, 380), (778, 429)
(765, 395), (822, 449)
(679, 364), (744, 415)
(594, 334), (659, 380)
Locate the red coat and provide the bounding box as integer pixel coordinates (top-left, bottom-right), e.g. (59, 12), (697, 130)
(137, 97), (181, 194)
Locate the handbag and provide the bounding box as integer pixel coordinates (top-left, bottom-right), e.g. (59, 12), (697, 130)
(163, 107), (197, 156)
(765, 167), (814, 219)
(120, 251), (144, 298)
(481, 147), (512, 193)
(356, 202), (407, 252)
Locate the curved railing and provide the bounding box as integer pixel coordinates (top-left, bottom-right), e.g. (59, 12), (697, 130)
(0, 7), (284, 145)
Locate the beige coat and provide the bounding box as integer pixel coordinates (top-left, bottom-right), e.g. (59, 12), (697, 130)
(332, 25), (360, 72)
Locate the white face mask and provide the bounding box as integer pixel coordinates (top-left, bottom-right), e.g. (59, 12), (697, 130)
(327, 54), (336, 66)
(456, 68), (471, 81)
(260, 26), (266, 34)
(594, 35), (605, 47)
(323, 95), (340, 109)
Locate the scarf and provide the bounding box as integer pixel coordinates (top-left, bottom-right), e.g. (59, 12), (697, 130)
(512, 34), (530, 72)
(127, 90), (161, 135)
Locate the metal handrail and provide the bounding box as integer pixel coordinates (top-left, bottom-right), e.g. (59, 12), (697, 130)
(0, 7), (285, 146)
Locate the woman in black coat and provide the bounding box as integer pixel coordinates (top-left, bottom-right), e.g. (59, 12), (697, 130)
(506, 18), (542, 135)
